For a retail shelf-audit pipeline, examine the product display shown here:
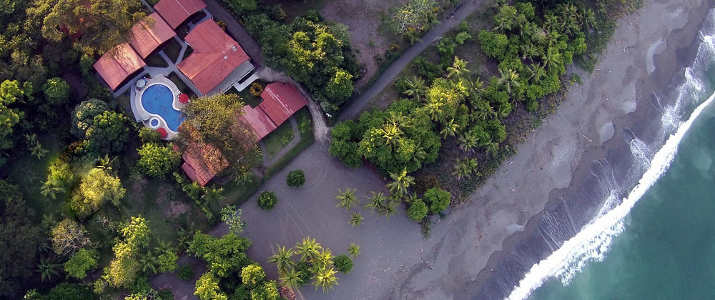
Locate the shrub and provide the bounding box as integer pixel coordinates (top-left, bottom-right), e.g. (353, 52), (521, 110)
(258, 191), (278, 210)
(423, 187), (451, 214)
(138, 127), (162, 143)
(407, 199), (428, 222)
(240, 264), (266, 287)
(176, 264), (194, 281)
(249, 82), (263, 97)
(137, 143), (181, 178)
(286, 170), (305, 187)
(333, 255), (353, 273)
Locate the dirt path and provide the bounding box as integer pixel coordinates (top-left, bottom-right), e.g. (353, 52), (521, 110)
(338, 0), (485, 121)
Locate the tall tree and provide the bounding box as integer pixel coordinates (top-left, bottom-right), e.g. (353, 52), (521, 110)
(180, 93), (260, 181)
(35, 0), (145, 55)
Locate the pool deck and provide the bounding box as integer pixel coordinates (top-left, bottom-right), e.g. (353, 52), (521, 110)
(131, 75), (184, 140)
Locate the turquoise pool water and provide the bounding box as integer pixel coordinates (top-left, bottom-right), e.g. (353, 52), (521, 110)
(141, 84), (184, 131)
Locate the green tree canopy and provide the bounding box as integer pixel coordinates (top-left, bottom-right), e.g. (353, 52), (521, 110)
(64, 248), (99, 279)
(71, 167), (125, 218)
(424, 187), (451, 214)
(71, 99), (109, 138)
(181, 93), (260, 180)
(50, 218), (91, 255)
(0, 180), (41, 298)
(136, 143), (181, 178)
(36, 0), (145, 55)
(85, 110), (129, 154)
(42, 77), (70, 105)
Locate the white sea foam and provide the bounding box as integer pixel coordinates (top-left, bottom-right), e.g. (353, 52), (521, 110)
(505, 10), (715, 300)
(506, 89), (715, 300)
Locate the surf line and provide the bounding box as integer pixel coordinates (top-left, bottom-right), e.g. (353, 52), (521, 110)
(506, 90), (715, 300)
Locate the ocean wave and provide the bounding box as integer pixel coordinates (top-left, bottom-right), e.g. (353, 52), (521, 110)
(505, 9), (715, 300)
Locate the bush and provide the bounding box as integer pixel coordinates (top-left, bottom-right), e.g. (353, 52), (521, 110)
(137, 143), (181, 178)
(42, 77), (70, 105)
(333, 255), (353, 273)
(286, 170), (305, 187)
(138, 127), (162, 144)
(407, 199), (428, 222)
(423, 187), (451, 214)
(176, 264), (194, 281)
(257, 191), (277, 210)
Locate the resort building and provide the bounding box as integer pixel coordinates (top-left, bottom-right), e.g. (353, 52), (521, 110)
(177, 19), (254, 96)
(153, 0), (207, 29)
(181, 142), (229, 187)
(128, 12), (176, 59)
(91, 0), (309, 187)
(93, 43), (146, 91)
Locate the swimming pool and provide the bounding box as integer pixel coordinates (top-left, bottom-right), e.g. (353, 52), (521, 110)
(141, 84), (185, 131)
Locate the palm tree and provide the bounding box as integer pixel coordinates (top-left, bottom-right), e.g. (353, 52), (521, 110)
(453, 158), (479, 181)
(336, 188), (358, 210)
(37, 257), (61, 282)
(386, 169), (414, 199)
(458, 133), (478, 152)
(527, 63), (547, 83)
(440, 119), (460, 138)
(446, 57), (470, 79)
(348, 243), (360, 258)
(497, 68), (521, 95)
(365, 192), (396, 217)
(269, 245), (296, 275)
(402, 76), (426, 101)
(295, 237), (321, 263)
(280, 267), (302, 290)
(349, 212), (363, 227)
(542, 46), (563, 72)
(313, 266), (338, 293)
(316, 248), (333, 269)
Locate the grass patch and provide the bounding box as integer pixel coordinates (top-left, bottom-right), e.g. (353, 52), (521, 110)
(5, 134), (63, 219)
(262, 120), (295, 157)
(163, 39), (182, 62)
(222, 174), (263, 206)
(145, 52), (169, 68)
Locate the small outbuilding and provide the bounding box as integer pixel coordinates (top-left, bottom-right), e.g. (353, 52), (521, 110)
(259, 82), (309, 126)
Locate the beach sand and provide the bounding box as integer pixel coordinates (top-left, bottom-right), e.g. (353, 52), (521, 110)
(392, 0), (712, 299)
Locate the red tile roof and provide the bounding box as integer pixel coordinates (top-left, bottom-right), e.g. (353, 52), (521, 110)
(93, 43), (146, 91)
(181, 142), (228, 187)
(129, 13), (176, 59)
(177, 20), (250, 95)
(259, 82), (308, 126)
(154, 0), (207, 29)
(238, 106), (277, 141)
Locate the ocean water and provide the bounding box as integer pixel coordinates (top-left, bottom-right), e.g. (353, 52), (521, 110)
(506, 9), (715, 300)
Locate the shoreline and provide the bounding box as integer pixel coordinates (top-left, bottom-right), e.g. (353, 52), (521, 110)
(389, 0), (711, 299)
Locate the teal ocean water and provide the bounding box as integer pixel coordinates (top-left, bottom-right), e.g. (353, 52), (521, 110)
(507, 9), (715, 300)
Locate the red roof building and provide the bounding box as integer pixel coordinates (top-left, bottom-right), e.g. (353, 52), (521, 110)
(93, 43), (146, 91)
(128, 12), (176, 59)
(181, 142), (229, 187)
(177, 20), (250, 95)
(154, 0), (207, 29)
(238, 106), (277, 141)
(259, 82), (308, 126)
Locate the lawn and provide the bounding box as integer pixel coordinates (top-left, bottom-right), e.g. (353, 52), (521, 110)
(262, 120), (294, 157)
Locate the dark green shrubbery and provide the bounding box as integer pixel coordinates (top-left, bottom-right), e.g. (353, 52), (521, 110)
(407, 199), (428, 222)
(257, 191), (278, 210)
(333, 255), (353, 273)
(286, 170), (305, 187)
